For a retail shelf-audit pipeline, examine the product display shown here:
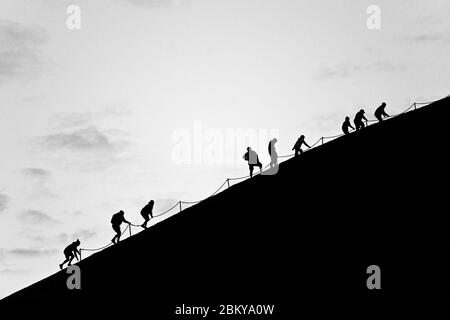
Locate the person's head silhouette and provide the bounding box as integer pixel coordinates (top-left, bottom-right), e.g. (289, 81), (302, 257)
(300, 135), (305, 139)
(360, 109), (365, 113)
(75, 239), (80, 246)
(381, 102), (386, 107)
(247, 147), (251, 151)
(345, 116), (350, 121)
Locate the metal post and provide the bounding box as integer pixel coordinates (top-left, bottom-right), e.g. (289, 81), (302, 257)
(321, 137), (324, 145)
(414, 102), (417, 110)
(179, 201), (182, 212)
(227, 179), (230, 188)
(129, 224), (132, 237)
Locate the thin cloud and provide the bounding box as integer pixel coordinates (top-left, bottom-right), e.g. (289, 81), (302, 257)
(51, 112), (93, 129)
(50, 107), (132, 130)
(315, 61), (406, 79)
(22, 168), (57, 199)
(1, 268), (30, 275)
(34, 125), (133, 171)
(19, 210), (59, 225)
(23, 168), (51, 179)
(58, 229), (97, 244)
(0, 194), (10, 213)
(0, 19), (46, 84)
(41, 126), (125, 152)
(409, 33), (443, 43)
(8, 248), (58, 258)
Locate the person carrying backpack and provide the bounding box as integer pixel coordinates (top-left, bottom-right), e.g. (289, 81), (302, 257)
(111, 210), (130, 244)
(243, 147), (262, 177)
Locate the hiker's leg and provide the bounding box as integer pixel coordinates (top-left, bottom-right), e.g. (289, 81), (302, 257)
(249, 165), (254, 177)
(60, 255), (69, 268)
(112, 225), (121, 243)
(68, 255), (74, 266)
(295, 150), (299, 157)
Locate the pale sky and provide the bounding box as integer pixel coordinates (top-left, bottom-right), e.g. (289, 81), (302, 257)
(1, 0), (449, 298)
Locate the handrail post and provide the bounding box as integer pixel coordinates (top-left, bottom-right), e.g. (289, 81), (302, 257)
(227, 179), (230, 188)
(79, 249), (82, 261)
(414, 102), (417, 110)
(129, 225), (132, 237)
(321, 137), (324, 145)
(179, 201), (182, 212)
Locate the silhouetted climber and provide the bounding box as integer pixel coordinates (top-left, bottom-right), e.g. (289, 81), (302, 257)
(59, 239), (81, 270)
(140, 200), (154, 229)
(268, 138), (278, 168)
(342, 116), (355, 135)
(292, 135), (310, 156)
(374, 102), (389, 122)
(243, 147), (262, 177)
(354, 109), (368, 131)
(111, 210), (130, 244)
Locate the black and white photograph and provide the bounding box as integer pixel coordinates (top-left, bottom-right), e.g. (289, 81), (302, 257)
(0, 0), (449, 317)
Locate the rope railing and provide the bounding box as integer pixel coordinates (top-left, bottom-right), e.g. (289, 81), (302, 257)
(77, 97), (442, 258)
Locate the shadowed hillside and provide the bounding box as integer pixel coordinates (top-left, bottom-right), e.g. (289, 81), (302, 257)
(2, 97), (450, 317)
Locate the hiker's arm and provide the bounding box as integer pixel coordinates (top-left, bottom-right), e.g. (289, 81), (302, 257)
(305, 142), (311, 148)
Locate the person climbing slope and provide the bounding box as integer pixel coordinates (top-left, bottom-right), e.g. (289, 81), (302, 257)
(342, 116), (355, 135)
(59, 239), (81, 269)
(243, 147), (263, 177)
(140, 200), (154, 229)
(292, 135), (311, 156)
(354, 109), (368, 131)
(111, 210), (131, 244)
(374, 102), (389, 122)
